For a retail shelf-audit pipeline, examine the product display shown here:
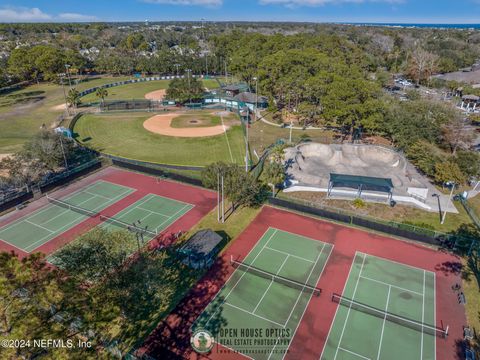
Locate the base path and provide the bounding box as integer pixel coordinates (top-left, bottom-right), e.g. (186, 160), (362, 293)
(143, 113), (228, 138)
(145, 89), (166, 101)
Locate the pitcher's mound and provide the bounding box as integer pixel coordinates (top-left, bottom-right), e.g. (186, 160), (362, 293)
(143, 113), (228, 137)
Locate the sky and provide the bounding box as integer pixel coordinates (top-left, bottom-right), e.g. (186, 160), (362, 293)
(0, 0), (480, 24)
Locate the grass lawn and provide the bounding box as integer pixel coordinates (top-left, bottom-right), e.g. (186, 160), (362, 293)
(468, 194), (480, 218)
(462, 256), (480, 357)
(0, 76), (132, 153)
(73, 112), (245, 166)
(249, 115), (336, 157)
(281, 191), (474, 233)
(81, 80), (170, 103)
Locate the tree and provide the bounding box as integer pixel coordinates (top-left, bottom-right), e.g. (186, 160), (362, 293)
(456, 150), (480, 179)
(166, 77), (204, 104)
(434, 161), (467, 185)
(262, 161), (285, 196)
(406, 140), (443, 177)
(0, 252), (113, 359)
(66, 88), (81, 108)
(407, 48), (438, 85)
(50, 228), (135, 283)
(95, 87), (108, 106)
(441, 113), (473, 155)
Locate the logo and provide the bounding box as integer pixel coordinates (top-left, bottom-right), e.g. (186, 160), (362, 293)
(190, 329), (214, 354)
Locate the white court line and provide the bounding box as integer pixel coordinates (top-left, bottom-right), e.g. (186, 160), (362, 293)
(221, 114), (234, 162)
(277, 243), (334, 360)
(253, 255), (290, 314)
(319, 251), (361, 360)
(154, 204), (193, 233)
(110, 194), (155, 220)
(376, 285), (391, 360)
(339, 347), (372, 360)
(334, 253), (367, 360)
(83, 190), (113, 200)
(433, 273), (436, 360)
(136, 206), (170, 218)
(359, 275), (423, 296)
(358, 252), (429, 274)
(224, 302), (285, 328)
(24, 220), (54, 233)
(27, 189), (133, 253)
(421, 270), (426, 360)
(265, 246), (314, 263)
(204, 229), (278, 327)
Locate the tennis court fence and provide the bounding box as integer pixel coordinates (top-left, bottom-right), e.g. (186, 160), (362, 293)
(46, 195), (158, 237)
(331, 293), (449, 338)
(231, 256), (322, 296)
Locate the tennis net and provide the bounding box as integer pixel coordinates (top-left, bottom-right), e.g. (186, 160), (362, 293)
(47, 195), (158, 237)
(230, 256), (321, 296)
(331, 293), (449, 338)
(99, 215), (158, 237)
(47, 195), (99, 217)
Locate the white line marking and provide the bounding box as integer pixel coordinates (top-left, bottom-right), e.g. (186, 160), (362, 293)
(359, 275), (423, 296)
(319, 251), (360, 360)
(339, 347), (372, 360)
(136, 206), (171, 218)
(357, 252), (430, 274)
(154, 204), (193, 233)
(334, 253), (367, 360)
(265, 246), (314, 263)
(253, 255), (290, 314)
(421, 270), (425, 360)
(204, 229), (278, 327)
(224, 302), (285, 328)
(24, 220), (54, 233)
(376, 285), (391, 360)
(278, 243), (334, 360)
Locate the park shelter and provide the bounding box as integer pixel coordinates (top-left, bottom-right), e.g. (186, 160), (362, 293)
(327, 173), (394, 201)
(179, 230), (223, 269)
(234, 92), (269, 109)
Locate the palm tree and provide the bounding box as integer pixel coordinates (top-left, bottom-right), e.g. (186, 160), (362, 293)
(95, 87), (108, 107)
(66, 88), (81, 109)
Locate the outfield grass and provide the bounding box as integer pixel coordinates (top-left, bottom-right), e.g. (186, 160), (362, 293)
(73, 112), (245, 166)
(81, 80), (170, 103)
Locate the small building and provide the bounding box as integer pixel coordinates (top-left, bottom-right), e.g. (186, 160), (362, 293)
(327, 173), (394, 202)
(234, 92), (269, 109)
(179, 230), (223, 269)
(223, 84), (249, 97)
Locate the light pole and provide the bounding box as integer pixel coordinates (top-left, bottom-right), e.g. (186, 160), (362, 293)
(186, 69), (192, 105)
(441, 182), (456, 225)
(245, 107), (249, 173)
(174, 64), (180, 77)
(64, 64), (73, 90)
(432, 193), (442, 223)
(58, 73), (70, 116)
(253, 77), (258, 122)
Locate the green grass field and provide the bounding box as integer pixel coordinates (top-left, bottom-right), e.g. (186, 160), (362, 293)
(73, 111), (246, 166)
(81, 80), (170, 103)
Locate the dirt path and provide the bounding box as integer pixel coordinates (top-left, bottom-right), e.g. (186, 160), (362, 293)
(145, 89), (166, 101)
(143, 113), (228, 137)
(51, 103), (67, 111)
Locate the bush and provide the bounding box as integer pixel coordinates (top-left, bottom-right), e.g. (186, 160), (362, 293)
(353, 198), (366, 209)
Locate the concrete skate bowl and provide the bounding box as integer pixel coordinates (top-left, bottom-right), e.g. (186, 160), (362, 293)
(284, 143), (424, 190)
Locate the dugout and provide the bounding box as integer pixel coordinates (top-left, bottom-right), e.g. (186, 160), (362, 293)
(327, 173), (394, 201)
(179, 229), (223, 269)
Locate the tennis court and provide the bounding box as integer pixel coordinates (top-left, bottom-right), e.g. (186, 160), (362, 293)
(101, 193), (194, 240)
(0, 181), (134, 253)
(193, 228), (333, 360)
(321, 252), (444, 360)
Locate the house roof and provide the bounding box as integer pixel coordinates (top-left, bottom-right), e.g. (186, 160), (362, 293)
(234, 92), (268, 104)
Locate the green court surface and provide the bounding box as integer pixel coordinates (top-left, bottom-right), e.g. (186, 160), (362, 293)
(193, 228), (333, 360)
(0, 181), (134, 252)
(101, 193), (193, 240)
(322, 252), (437, 360)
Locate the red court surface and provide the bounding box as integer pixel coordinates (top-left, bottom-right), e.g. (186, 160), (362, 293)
(0, 167), (217, 257)
(139, 206), (467, 360)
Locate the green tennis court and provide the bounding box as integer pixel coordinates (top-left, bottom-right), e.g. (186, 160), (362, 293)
(321, 252), (440, 360)
(0, 181), (134, 252)
(193, 228), (333, 360)
(101, 193), (194, 240)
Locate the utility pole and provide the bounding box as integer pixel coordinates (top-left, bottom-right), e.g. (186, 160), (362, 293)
(289, 120), (293, 143)
(224, 59), (228, 84)
(59, 74), (70, 116)
(245, 107), (249, 173)
(253, 77), (258, 122)
(59, 134), (69, 169)
(221, 175), (225, 223)
(174, 63), (180, 77)
(217, 172), (220, 222)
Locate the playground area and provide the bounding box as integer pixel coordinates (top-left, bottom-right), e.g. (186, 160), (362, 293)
(0, 167), (216, 256)
(284, 143), (458, 213)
